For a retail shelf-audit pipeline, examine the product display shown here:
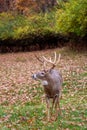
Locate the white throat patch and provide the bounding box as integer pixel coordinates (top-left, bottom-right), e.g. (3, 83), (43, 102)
(41, 80), (48, 86)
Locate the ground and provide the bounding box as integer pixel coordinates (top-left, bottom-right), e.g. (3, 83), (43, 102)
(0, 47), (87, 130)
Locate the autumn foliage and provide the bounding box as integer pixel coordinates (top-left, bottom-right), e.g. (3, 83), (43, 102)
(0, 0), (87, 52)
(0, 0), (57, 14)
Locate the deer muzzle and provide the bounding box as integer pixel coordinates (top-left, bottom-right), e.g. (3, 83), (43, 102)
(32, 74), (37, 80)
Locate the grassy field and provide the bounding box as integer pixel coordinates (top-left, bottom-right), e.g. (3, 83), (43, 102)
(0, 48), (87, 130)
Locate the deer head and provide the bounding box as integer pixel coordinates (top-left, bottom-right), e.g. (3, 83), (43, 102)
(32, 52), (61, 82)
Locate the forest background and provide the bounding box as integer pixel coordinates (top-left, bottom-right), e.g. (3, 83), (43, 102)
(0, 0), (87, 52)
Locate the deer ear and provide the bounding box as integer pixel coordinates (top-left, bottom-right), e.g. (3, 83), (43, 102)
(43, 70), (47, 73)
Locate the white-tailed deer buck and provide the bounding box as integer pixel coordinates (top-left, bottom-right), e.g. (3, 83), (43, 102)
(32, 52), (63, 121)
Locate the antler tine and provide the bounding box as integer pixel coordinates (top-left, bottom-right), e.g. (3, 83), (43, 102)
(42, 52), (61, 69)
(35, 54), (44, 63)
(53, 52), (57, 63)
(42, 56), (54, 64)
(49, 57), (52, 62)
(35, 54), (46, 70)
(56, 53), (61, 65)
(42, 52), (57, 64)
(42, 54), (55, 70)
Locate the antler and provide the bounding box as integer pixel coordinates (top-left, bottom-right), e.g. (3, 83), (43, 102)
(35, 52), (61, 71)
(35, 54), (44, 63)
(34, 54), (46, 71)
(42, 52), (61, 69)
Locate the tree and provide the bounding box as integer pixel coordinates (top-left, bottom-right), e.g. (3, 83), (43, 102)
(0, 0), (59, 14)
(56, 0), (87, 37)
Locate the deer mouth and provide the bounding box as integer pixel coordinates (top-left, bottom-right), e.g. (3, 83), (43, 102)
(32, 74), (37, 80)
(32, 74), (41, 81)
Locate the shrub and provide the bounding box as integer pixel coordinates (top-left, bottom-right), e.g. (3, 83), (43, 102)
(0, 12), (56, 40)
(55, 0), (87, 37)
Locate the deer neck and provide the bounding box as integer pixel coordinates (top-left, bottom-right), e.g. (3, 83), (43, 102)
(42, 74), (54, 86)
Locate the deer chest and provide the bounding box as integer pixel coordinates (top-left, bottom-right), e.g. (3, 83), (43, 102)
(43, 85), (58, 98)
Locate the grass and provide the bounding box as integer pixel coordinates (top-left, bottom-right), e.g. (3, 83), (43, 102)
(0, 47), (87, 130)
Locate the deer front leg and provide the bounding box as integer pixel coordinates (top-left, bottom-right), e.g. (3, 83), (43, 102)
(46, 96), (50, 121)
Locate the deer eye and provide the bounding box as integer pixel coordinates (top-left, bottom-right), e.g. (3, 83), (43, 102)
(41, 72), (45, 75)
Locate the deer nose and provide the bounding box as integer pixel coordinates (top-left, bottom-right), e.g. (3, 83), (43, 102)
(31, 75), (34, 79)
(32, 74), (37, 80)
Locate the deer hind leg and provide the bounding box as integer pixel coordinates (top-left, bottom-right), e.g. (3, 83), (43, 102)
(54, 95), (61, 119)
(46, 96), (50, 121)
(52, 96), (57, 112)
(55, 97), (61, 114)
